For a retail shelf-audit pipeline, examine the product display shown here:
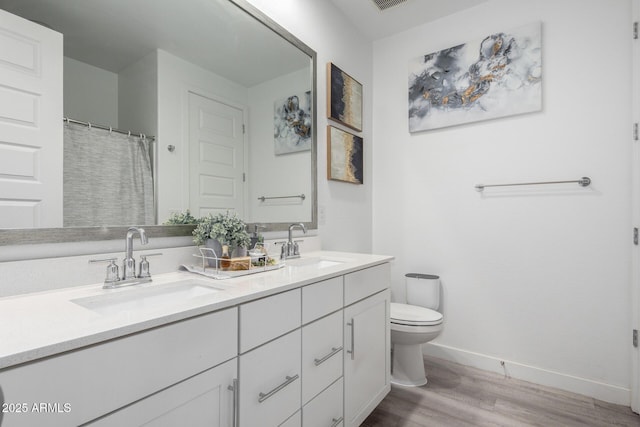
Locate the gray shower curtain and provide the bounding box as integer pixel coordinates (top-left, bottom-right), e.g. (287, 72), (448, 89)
(63, 122), (155, 227)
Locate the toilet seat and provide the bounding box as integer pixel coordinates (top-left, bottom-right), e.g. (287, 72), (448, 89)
(390, 302), (443, 326)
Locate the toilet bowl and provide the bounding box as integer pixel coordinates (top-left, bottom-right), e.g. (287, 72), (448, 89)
(390, 274), (443, 387)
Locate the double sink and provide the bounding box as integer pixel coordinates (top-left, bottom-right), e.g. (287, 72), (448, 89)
(72, 256), (348, 316)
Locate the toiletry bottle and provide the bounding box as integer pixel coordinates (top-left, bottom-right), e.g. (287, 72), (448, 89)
(220, 244), (231, 269)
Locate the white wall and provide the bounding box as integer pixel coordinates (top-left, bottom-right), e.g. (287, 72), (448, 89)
(372, 0), (633, 404)
(63, 57), (118, 126)
(246, 0), (374, 252)
(118, 52), (158, 137)
(247, 68), (312, 224)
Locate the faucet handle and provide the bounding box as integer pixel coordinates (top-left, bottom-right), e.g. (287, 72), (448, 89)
(138, 253), (163, 278)
(293, 240), (303, 256)
(89, 258), (120, 284)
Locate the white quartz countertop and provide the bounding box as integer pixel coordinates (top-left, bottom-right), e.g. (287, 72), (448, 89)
(0, 251), (393, 370)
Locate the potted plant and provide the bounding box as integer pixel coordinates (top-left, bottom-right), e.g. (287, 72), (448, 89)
(163, 209), (198, 225)
(193, 212), (251, 265)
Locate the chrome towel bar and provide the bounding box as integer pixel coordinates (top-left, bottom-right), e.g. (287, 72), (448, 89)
(258, 194), (306, 202)
(475, 177), (591, 192)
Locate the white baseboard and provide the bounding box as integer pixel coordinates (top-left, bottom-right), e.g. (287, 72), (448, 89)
(422, 342), (630, 406)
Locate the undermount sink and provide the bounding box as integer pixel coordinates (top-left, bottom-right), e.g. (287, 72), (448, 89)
(72, 279), (226, 315)
(286, 257), (349, 269)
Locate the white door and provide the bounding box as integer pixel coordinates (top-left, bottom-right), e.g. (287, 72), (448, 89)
(0, 9), (63, 228)
(188, 92), (245, 218)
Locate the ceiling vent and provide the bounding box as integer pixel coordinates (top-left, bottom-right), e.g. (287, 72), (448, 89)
(371, 0), (409, 11)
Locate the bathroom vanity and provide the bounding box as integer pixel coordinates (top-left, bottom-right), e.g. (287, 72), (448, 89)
(0, 251), (392, 427)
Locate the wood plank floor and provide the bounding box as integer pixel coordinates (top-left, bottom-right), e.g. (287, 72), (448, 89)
(362, 356), (640, 427)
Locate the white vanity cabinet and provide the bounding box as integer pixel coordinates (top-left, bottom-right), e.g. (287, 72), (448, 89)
(0, 256), (392, 427)
(343, 265), (391, 427)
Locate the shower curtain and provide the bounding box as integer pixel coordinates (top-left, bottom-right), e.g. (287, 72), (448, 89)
(63, 122), (155, 227)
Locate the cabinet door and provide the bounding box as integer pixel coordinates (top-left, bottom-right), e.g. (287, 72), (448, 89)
(343, 290), (390, 427)
(87, 358), (238, 427)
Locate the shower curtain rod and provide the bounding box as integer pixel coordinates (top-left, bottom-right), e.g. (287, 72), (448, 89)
(63, 117), (156, 142)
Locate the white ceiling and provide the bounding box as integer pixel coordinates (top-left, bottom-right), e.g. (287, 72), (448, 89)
(0, 0), (310, 87)
(329, 0), (488, 41)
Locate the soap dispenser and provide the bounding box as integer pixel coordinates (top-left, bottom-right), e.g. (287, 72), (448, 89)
(250, 225), (265, 249)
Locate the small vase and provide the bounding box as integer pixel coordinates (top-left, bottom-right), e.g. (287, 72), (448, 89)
(204, 238), (222, 268)
(232, 246), (248, 258)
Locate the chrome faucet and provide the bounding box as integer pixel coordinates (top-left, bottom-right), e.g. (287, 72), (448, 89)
(89, 227), (162, 288)
(123, 227), (148, 279)
(281, 223), (306, 260)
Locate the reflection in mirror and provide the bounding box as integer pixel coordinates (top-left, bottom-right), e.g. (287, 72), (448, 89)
(0, 0), (317, 244)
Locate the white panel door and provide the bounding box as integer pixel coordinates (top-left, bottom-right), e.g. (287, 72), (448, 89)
(0, 9), (63, 228)
(188, 92), (245, 218)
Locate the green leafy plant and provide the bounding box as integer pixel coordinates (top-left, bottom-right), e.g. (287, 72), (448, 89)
(192, 212), (250, 249)
(164, 210), (198, 225)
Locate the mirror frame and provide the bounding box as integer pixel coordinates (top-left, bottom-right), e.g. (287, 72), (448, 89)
(0, 0), (317, 246)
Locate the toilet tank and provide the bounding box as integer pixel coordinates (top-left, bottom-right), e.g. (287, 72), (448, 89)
(406, 273), (440, 310)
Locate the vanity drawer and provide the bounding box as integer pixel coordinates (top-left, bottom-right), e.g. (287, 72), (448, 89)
(344, 263), (390, 306)
(239, 329), (301, 427)
(302, 310), (343, 404)
(239, 288), (301, 353)
(303, 378), (344, 427)
(302, 276), (343, 324)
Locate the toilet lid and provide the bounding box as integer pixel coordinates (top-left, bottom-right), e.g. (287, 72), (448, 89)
(390, 302), (443, 326)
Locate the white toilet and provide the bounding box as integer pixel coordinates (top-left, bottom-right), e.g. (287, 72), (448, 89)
(390, 273), (443, 387)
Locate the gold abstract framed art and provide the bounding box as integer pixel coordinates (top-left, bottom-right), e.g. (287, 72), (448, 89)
(327, 125), (363, 184)
(327, 62), (363, 132)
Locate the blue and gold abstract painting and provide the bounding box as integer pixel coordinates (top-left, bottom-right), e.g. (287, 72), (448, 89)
(409, 22), (542, 132)
(328, 126), (363, 184)
(328, 63), (363, 132)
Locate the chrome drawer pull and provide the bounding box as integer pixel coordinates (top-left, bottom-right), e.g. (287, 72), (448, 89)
(347, 319), (355, 360)
(227, 379), (239, 427)
(331, 416), (344, 427)
(314, 346), (343, 366)
(258, 374), (299, 403)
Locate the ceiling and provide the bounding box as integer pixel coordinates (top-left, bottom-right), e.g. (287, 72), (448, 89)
(329, 0), (488, 41)
(0, 0), (310, 87)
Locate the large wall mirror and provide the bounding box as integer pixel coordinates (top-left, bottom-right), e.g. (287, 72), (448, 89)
(0, 0), (317, 245)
